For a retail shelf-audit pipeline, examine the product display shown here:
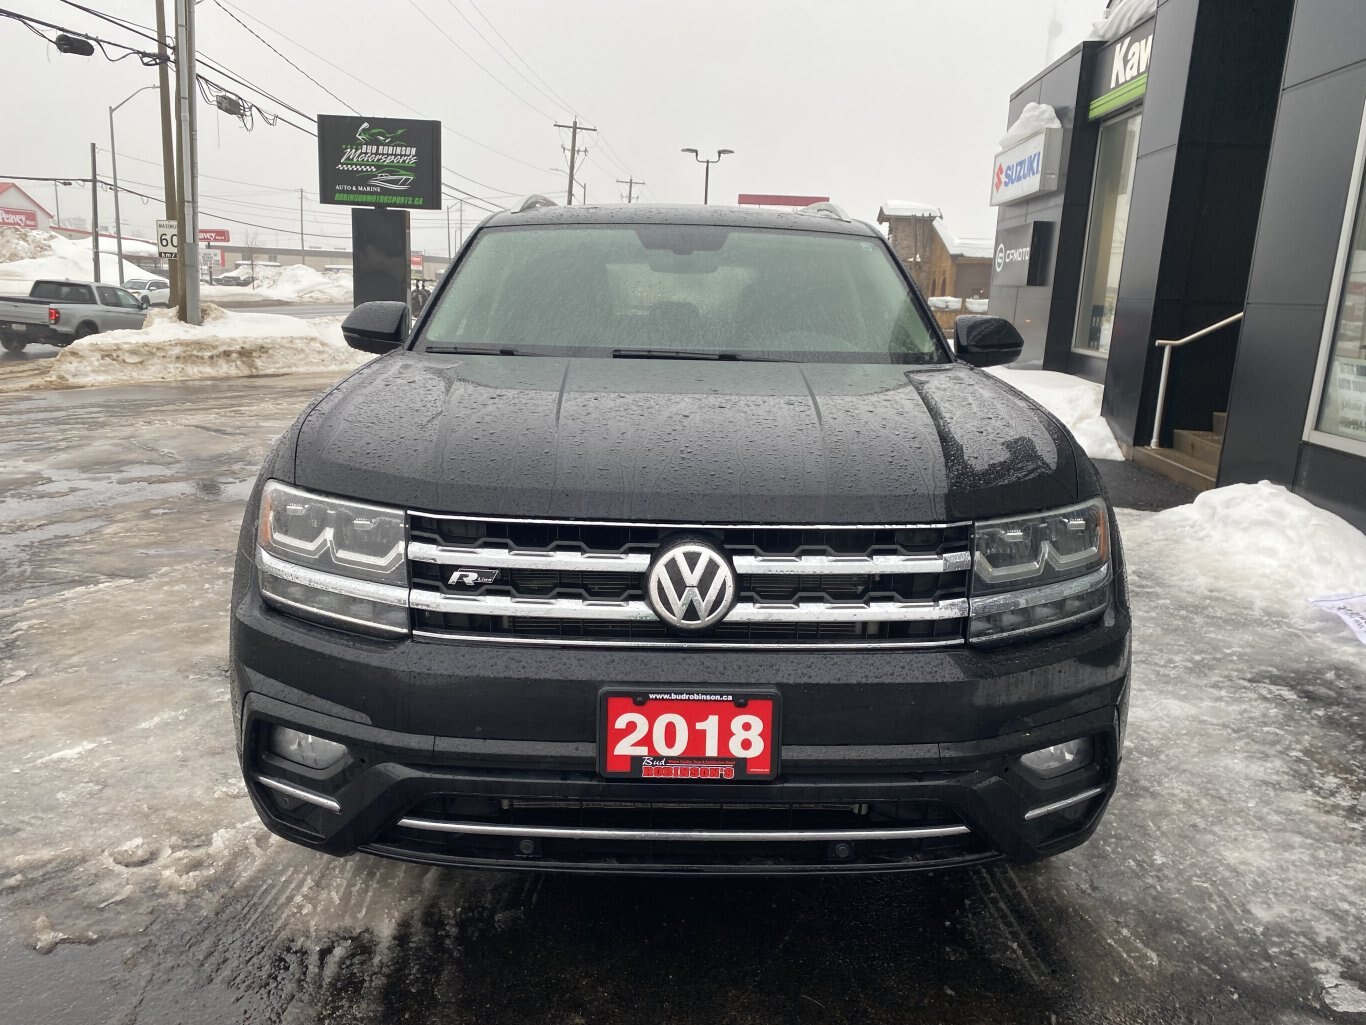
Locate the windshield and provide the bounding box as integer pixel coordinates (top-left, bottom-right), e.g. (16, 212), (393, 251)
(417, 224), (946, 364)
(124, 280), (149, 291)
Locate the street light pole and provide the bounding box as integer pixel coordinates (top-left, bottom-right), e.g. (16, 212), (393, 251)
(109, 85), (158, 285)
(680, 148), (734, 205)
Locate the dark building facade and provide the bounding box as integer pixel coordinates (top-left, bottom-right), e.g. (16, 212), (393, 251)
(989, 0), (1366, 530)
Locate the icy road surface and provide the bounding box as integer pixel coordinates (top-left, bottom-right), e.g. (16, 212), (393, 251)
(1, 375), (1364, 1025)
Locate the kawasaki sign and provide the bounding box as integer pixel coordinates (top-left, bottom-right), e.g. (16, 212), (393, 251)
(1089, 17), (1156, 120)
(989, 126), (1062, 207)
(318, 114), (442, 209)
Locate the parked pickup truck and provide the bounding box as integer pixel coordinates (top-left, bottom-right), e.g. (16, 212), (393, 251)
(0, 279), (147, 351)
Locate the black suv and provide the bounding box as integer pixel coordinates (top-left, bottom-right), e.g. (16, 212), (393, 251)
(229, 201), (1129, 875)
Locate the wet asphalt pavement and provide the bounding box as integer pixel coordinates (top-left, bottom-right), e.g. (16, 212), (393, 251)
(1, 373), (1364, 1025)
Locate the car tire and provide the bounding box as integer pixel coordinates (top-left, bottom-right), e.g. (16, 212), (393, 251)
(74, 323), (99, 340)
(1, 337), (26, 352)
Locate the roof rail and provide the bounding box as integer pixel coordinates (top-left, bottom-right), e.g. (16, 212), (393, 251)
(799, 201), (850, 222)
(515, 194), (558, 213)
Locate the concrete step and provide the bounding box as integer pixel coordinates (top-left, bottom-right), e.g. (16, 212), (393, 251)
(1212, 411), (1227, 439)
(1173, 428), (1223, 465)
(1132, 446), (1217, 493)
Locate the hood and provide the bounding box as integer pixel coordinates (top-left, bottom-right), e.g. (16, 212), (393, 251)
(292, 352), (1082, 523)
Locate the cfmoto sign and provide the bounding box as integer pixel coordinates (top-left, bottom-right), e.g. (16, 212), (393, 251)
(991, 222), (1053, 287)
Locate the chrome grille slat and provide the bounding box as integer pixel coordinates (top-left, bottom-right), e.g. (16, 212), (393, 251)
(407, 512), (972, 647)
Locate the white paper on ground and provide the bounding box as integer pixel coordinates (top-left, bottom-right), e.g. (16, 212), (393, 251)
(1308, 594), (1366, 645)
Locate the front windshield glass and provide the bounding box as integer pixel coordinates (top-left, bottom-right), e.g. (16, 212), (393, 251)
(418, 224), (946, 364)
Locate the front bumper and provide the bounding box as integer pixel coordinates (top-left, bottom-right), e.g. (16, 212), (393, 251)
(232, 587), (1129, 875)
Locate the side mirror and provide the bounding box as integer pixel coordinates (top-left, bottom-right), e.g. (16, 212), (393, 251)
(139, 295), (150, 309)
(953, 315), (1023, 368)
(342, 301), (409, 354)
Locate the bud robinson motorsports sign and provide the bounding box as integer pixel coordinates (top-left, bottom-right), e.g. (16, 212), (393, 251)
(318, 115), (441, 209)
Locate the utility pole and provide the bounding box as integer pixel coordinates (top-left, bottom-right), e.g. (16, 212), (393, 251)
(616, 177), (644, 203)
(52, 182), (61, 227)
(580, 180), (587, 205)
(457, 198), (464, 248)
(553, 118), (596, 206)
(174, 0), (200, 323)
(155, 0), (178, 308)
(298, 188), (305, 266)
(89, 143), (100, 282)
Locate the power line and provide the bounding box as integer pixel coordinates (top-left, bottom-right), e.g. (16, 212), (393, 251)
(465, 0), (581, 119)
(440, 0), (569, 117)
(210, 0), (359, 115)
(405, 0), (559, 122)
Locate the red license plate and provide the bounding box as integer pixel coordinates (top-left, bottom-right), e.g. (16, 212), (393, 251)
(599, 691), (779, 781)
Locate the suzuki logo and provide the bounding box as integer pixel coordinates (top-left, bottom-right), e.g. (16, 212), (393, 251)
(994, 163), (1004, 193)
(646, 539), (737, 631)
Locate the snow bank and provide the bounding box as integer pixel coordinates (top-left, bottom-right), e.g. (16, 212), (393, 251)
(0, 228), (145, 286)
(998, 102), (1062, 150)
(987, 366), (1124, 460)
(1089, 0), (1157, 40)
(203, 264), (353, 304)
(44, 304), (370, 388)
(1125, 482), (1366, 643)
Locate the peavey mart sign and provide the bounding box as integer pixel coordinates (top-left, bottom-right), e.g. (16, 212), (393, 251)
(1090, 17), (1156, 120)
(318, 114), (441, 209)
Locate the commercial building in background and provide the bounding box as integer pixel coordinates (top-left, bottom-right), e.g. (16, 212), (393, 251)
(0, 182), (54, 231)
(988, 0), (1366, 530)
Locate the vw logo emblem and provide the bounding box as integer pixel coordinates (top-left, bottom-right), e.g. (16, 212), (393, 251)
(646, 538), (737, 631)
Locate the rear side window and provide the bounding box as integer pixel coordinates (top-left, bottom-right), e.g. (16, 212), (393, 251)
(31, 281), (92, 303)
(419, 224), (946, 364)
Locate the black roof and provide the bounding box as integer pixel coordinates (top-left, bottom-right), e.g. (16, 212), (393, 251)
(481, 202), (882, 237)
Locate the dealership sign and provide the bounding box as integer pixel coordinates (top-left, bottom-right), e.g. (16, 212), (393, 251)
(198, 227), (230, 243)
(0, 206), (38, 228)
(991, 221), (1053, 287)
(989, 127), (1062, 206)
(318, 114), (442, 209)
(1090, 17), (1156, 120)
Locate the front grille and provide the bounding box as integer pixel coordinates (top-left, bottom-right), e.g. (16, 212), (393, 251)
(369, 795), (990, 870)
(407, 513), (972, 648)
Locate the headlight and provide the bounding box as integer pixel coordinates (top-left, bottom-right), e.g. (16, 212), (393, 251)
(256, 480), (409, 636)
(969, 497), (1111, 642)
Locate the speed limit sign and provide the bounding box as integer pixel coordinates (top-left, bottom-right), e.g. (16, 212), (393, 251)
(156, 219), (179, 258)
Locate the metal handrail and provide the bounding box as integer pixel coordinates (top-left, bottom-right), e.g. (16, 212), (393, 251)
(1149, 313), (1244, 448)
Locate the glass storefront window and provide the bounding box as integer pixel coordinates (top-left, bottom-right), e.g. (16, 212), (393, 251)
(1312, 164), (1366, 448)
(1074, 113), (1143, 356)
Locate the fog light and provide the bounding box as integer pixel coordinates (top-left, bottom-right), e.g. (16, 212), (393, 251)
(1019, 737), (1093, 778)
(268, 727), (347, 770)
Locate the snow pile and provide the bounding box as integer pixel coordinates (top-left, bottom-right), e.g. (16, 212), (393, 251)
(987, 366), (1124, 460)
(1089, 0), (1157, 40)
(204, 263), (353, 304)
(998, 102), (1062, 150)
(0, 228), (145, 286)
(928, 296), (990, 314)
(1125, 482), (1366, 642)
(44, 304), (371, 387)
(0, 225), (55, 264)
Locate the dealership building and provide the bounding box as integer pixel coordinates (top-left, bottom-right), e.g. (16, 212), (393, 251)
(987, 0), (1366, 529)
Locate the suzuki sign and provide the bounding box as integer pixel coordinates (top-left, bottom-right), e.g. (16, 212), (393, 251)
(989, 127), (1062, 206)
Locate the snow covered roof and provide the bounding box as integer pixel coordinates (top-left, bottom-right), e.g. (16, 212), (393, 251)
(878, 200), (941, 221)
(0, 182), (54, 219)
(1089, 0), (1157, 41)
(933, 221), (993, 260)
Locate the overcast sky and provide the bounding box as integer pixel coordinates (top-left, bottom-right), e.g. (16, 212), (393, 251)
(7, 0), (1107, 253)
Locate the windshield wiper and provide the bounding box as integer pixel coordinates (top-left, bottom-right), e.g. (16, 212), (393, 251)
(610, 348), (793, 362)
(424, 345), (556, 356)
